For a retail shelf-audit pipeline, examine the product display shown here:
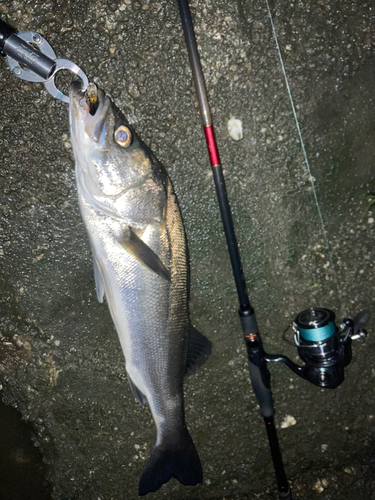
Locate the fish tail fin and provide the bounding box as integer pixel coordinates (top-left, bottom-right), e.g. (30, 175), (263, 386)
(138, 431), (203, 496)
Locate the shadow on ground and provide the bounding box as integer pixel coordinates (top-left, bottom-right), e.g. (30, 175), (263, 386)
(0, 398), (52, 500)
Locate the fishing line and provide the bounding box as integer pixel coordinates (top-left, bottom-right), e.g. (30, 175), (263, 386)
(265, 0), (341, 296)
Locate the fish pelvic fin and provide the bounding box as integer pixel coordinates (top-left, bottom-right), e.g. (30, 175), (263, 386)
(92, 253), (105, 303)
(138, 430), (202, 496)
(185, 323), (212, 378)
(127, 372), (148, 406)
(118, 227), (171, 282)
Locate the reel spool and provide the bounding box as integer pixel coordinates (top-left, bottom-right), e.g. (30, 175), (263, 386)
(292, 308), (343, 388)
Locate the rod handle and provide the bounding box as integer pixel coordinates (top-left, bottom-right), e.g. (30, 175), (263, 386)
(248, 357), (275, 418)
(278, 490), (292, 499)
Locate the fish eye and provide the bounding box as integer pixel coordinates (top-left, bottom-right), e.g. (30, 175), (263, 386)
(114, 126), (132, 147)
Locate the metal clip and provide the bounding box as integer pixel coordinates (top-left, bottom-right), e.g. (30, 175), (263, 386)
(5, 31), (88, 103)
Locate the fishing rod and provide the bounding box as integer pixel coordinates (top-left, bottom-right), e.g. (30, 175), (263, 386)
(175, 0), (370, 498)
(0, 15), (370, 499)
(175, 0), (291, 497)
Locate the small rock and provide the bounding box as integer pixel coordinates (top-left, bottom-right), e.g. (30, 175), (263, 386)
(280, 415), (297, 428)
(227, 118), (243, 141)
(312, 479), (327, 493)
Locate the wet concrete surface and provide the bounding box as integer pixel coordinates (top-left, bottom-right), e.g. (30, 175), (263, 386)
(0, 0), (374, 498)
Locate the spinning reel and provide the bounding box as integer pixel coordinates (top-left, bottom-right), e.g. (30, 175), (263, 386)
(264, 308), (370, 388)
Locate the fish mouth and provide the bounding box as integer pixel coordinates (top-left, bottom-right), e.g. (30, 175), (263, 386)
(69, 81), (110, 143)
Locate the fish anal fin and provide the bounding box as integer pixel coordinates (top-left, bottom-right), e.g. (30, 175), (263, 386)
(185, 323), (212, 378)
(118, 227), (171, 283)
(127, 372), (148, 406)
(92, 253), (105, 303)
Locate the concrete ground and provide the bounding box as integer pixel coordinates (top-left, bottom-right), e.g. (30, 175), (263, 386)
(0, 0), (374, 498)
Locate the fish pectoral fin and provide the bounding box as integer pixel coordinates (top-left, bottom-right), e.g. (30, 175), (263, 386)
(92, 253), (105, 303)
(127, 372), (148, 406)
(185, 323), (212, 378)
(118, 227), (171, 283)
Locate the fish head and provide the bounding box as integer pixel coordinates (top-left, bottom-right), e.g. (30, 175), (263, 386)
(69, 82), (158, 203)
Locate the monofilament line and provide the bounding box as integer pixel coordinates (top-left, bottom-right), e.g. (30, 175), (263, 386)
(265, 0), (340, 295)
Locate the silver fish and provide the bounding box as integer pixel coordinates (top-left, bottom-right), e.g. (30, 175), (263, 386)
(69, 82), (211, 495)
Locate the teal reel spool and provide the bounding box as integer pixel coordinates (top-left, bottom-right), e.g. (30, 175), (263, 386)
(293, 308), (342, 387)
(295, 308), (337, 343)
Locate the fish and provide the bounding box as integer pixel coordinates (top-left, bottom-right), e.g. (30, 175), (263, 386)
(68, 81), (211, 495)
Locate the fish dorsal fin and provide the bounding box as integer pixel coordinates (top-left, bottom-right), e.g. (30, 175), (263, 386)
(185, 324), (212, 378)
(92, 253), (105, 303)
(118, 227), (171, 282)
(127, 372), (148, 406)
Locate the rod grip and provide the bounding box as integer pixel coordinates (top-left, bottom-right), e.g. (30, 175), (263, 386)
(246, 337), (275, 418)
(278, 489), (292, 499)
(239, 310), (258, 335)
(248, 359), (275, 417)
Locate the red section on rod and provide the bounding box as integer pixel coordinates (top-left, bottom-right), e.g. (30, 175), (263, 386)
(204, 125), (221, 166)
